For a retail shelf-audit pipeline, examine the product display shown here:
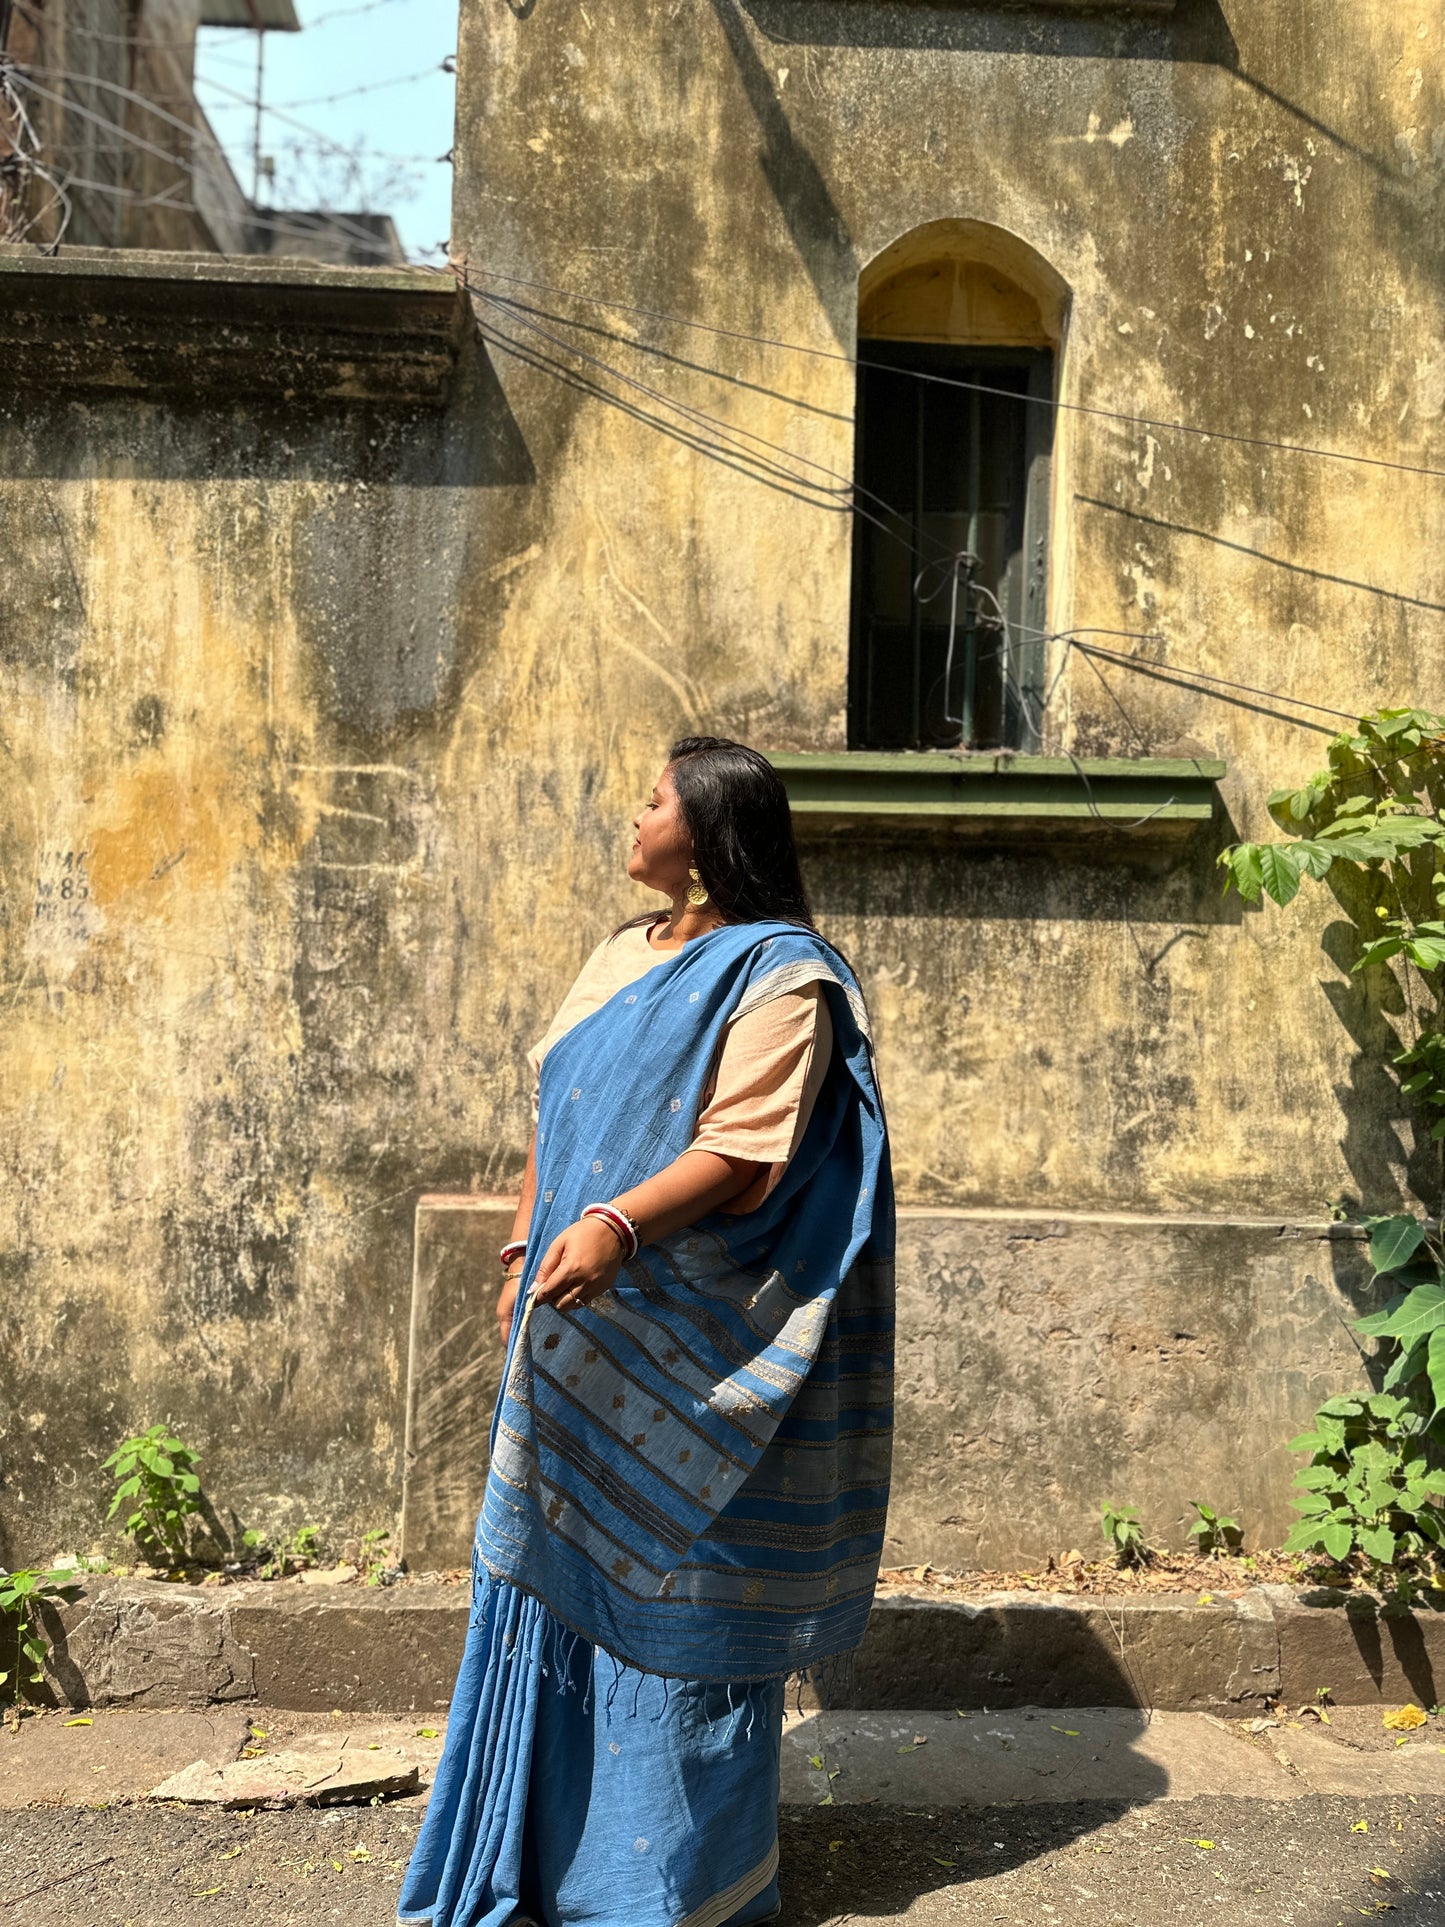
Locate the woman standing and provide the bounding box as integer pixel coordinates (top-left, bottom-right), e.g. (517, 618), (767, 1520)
(400, 737), (894, 1927)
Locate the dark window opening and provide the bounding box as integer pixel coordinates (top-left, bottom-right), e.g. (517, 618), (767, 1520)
(849, 343), (1054, 752)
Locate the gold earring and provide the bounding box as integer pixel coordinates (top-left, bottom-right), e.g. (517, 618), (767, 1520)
(686, 866), (710, 908)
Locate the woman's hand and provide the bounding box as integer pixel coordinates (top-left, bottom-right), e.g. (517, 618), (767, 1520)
(497, 1269), (523, 1349)
(530, 1216), (626, 1315)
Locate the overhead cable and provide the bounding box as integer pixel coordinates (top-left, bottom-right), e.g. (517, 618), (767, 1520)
(1071, 643), (1362, 722)
(457, 259), (1445, 485)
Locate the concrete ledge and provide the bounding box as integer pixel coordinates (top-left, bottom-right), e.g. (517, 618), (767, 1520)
(18, 1577), (1431, 1717)
(30, 1579), (1445, 1718)
(0, 245), (466, 402)
(1269, 1585), (1445, 1712)
(848, 1588), (1278, 1714)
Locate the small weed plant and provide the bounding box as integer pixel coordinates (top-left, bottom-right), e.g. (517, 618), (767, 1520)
(244, 1523), (324, 1579)
(1188, 1501), (1243, 1556)
(0, 1567), (80, 1696)
(359, 1529), (391, 1584)
(103, 1424), (204, 1565)
(1101, 1504), (1149, 1567)
(1285, 1392), (1445, 1601)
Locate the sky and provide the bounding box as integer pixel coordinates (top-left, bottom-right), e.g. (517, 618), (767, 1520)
(193, 0), (459, 264)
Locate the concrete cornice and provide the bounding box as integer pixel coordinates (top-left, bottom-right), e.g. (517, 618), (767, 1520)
(0, 246), (468, 405)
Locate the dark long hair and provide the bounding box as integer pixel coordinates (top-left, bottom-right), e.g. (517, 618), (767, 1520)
(619, 736), (816, 932)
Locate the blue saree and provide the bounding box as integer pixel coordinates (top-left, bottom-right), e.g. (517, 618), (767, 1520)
(400, 920), (894, 1927)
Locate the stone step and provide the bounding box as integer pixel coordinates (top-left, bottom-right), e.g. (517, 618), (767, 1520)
(25, 1577), (1445, 1719)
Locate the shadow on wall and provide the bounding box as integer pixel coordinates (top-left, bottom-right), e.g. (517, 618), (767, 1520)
(740, 0), (1417, 217)
(803, 824), (1249, 929)
(742, 0), (1238, 62)
(0, 333), (533, 490)
(0, 336), (534, 741)
(1321, 914), (1445, 1224)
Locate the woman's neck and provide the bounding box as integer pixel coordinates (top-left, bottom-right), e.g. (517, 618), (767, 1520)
(652, 898), (723, 949)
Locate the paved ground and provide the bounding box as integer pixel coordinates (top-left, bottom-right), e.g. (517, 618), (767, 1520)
(4, 1706), (1445, 1924)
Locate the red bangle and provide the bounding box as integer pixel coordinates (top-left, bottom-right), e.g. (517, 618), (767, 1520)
(582, 1202), (640, 1262)
(499, 1240), (527, 1270)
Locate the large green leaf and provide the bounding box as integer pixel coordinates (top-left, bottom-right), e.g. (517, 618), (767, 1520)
(1293, 1464), (1339, 1491)
(1359, 1523), (1398, 1563)
(1429, 1325), (1445, 1419)
(1355, 936), (1407, 972)
(1384, 1338), (1428, 1391)
(1222, 844), (1264, 901)
(1294, 840), (1336, 879)
(1320, 1519), (1354, 1562)
(1370, 1216), (1427, 1275)
(1292, 1491), (1335, 1516)
(1357, 1290), (1410, 1338)
(1282, 1520), (1328, 1555)
(1259, 844), (1305, 906)
(1373, 1282), (1445, 1343)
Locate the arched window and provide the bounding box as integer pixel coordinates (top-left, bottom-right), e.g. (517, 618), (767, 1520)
(849, 221), (1067, 753)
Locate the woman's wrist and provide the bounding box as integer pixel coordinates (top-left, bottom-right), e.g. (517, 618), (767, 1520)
(582, 1201), (640, 1261)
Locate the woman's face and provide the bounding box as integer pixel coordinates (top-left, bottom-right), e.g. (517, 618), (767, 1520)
(628, 764), (694, 896)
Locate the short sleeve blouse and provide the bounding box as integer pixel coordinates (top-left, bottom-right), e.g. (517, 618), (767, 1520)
(528, 921), (833, 1210)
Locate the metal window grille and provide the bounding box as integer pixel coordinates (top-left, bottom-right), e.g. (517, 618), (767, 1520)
(848, 343), (1054, 752)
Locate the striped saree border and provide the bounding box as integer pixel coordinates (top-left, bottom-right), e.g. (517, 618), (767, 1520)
(677, 1841), (780, 1927)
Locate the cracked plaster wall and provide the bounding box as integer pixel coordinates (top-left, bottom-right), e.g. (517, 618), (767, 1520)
(4, 0), (1445, 1565)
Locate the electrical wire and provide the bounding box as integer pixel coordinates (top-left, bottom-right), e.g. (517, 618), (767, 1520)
(462, 277), (1391, 751)
(470, 285), (1257, 787)
(456, 259), (1445, 486)
(21, 57), (425, 170)
(9, 67), (410, 256)
(1071, 642), (1361, 722)
(300, 0), (417, 28)
(7, 0), (415, 52)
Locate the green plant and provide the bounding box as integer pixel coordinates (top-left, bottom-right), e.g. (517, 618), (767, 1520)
(1221, 708), (1445, 1593)
(1187, 1501), (1243, 1556)
(246, 1523), (324, 1580)
(359, 1529), (391, 1584)
(1284, 1392), (1445, 1601)
(289, 1525), (321, 1565)
(1222, 709), (1445, 1236)
(0, 1567), (80, 1695)
(103, 1424), (204, 1565)
(1101, 1503), (1149, 1567)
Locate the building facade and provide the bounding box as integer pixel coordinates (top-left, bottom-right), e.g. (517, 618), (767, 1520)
(3, 0), (1443, 1573)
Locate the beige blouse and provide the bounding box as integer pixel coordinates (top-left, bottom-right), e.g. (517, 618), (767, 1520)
(528, 920), (833, 1211)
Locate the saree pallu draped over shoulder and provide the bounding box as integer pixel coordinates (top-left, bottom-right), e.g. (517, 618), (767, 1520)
(399, 921), (894, 1927)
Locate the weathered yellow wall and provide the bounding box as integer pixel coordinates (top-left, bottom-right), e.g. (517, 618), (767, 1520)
(4, 1), (1445, 1565)
(448, 0), (1445, 1215)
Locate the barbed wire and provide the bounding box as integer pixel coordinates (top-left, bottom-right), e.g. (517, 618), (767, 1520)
(0, 51), (70, 247)
(5, 63), (416, 256)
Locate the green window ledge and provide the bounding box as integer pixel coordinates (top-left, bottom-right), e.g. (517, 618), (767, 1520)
(767, 752), (1226, 843)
